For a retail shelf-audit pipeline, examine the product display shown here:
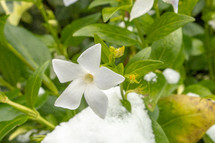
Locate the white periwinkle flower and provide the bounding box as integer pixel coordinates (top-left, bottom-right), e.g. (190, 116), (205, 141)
(52, 44), (125, 118)
(163, 68), (180, 84)
(63, 0), (78, 7)
(130, 0), (179, 21)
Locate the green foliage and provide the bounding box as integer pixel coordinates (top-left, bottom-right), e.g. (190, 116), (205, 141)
(73, 24), (140, 46)
(0, 115), (28, 141)
(146, 12), (195, 43)
(25, 61), (49, 108)
(158, 95), (215, 143)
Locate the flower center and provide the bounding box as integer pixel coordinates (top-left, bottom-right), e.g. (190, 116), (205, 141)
(84, 73), (94, 84)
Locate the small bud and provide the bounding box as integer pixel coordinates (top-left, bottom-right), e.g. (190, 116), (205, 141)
(126, 74), (139, 84)
(0, 92), (8, 103)
(109, 46), (125, 58)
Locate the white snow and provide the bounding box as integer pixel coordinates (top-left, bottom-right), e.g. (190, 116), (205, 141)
(42, 87), (155, 143)
(187, 92), (200, 97)
(163, 68), (180, 84)
(144, 72), (157, 82)
(207, 125), (215, 142)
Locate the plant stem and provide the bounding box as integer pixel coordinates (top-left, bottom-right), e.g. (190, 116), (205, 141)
(154, 0), (160, 18)
(3, 96), (55, 129)
(35, 2), (67, 58)
(120, 84), (125, 99)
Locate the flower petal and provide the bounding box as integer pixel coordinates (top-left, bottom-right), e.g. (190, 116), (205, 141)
(52, 59), (86, 83)
(94, 67), (125, 90)
(130, 0), (154, 21)
(55, 79), (86, 110)
(63, 0), (78, 7)
(163, 0), (179, 13)
(84, 85), (108, 118)
(77, 44), (101, 73)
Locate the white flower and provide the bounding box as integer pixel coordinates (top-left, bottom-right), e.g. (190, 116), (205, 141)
(63, 0), (78, 7)
(130, 0), (179, 21)
(42, 87), (155, 143)
(52, 44), (125, 118)
(209, 19), (215, 30)
(163, 68), (180, 84)
(144, 72), (157, 82)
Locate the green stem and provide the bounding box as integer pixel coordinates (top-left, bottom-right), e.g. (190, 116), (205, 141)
(120, 84), (125, 99)
(6, 43), (58, 96)
(154, 0), (160, 18)
(35, 2), (67, 58)
(3, 96), (55, 129)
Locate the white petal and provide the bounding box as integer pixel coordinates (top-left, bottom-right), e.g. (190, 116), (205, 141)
(130, 0), (154, 21)
(94, 67), (125, 90)
(63, 0), (78, 7)
(84, 85), (108, 118)
(52, 59), (85, 83)
(55, 79), (86, 110)
(163, 0), (179, 13)
(77, 44), (101, 73)
(209, 19), (215, 30)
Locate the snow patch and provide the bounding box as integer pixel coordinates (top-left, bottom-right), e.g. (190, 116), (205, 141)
(163, 68), (180, 84)
(144, 72), (157, 82)
(42, 87), (155, 143)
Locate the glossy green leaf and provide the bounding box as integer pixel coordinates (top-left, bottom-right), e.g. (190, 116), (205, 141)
(125, 60), (163, 77)
(127, 47), (151, 66)
(158, 95), (215, 143)
(73, 24), (140, 46)
(5, 24), (51, 68)
(151, 118), (169, 143)
(25, 61), (49, 108)
(88, 0), (117, 9)
(178, 0), (199, 15)
(61, 13), (101, 46)
(183, 84), (213, 97)
(94, 34), (110, 63)
(0, 115), (28, 141)
(151, 29), (183, 68)
(120, 99), (131, 112)
(146, 12), (194, 43)
(102, 5), (130, 22)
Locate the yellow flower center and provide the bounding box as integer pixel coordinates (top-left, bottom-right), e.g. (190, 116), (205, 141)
(84, 73), (94, 84)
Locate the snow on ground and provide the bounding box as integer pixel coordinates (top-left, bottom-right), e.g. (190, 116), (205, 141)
(42, 87), (155, 143)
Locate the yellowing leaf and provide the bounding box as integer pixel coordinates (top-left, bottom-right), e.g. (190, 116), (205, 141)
(158, 95), (215, 143)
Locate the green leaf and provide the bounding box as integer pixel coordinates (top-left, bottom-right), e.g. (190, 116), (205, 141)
(102, 5), (130, 22)
(5, 24), (51, 68)
(178, 0), (199, 15)
(183, 84), (213, 97)
(151, 29), (183, 68)
(88, 0), (117, 9)
(61, 13), (101, 46)
(158, 95), (215, 143)
(0, 16), (26, 85)
(127, 47), (151, 66)
(25, 61), (49, 108)
(125, 60), (163, 77)
(94, 34), (110, 63)
(73, 24), (140, 46)
(120, 99), (131, 112)
(146, 12), (195, 43)
(203, 134), (214, 143)
(0, 115), (28, 141)
(151, 118), (169, 143)
(133, 14), (154, 35)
